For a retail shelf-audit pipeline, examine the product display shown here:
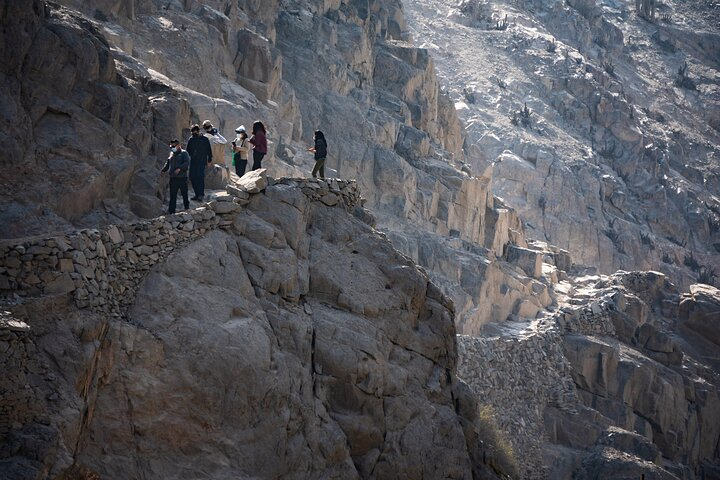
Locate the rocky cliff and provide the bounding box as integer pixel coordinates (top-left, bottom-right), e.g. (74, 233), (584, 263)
(0, 175), (504, 479)
(405, 0), (720, 291)
(1, 0), (720, 479)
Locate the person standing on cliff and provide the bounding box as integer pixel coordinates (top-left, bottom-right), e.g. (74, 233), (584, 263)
(202, 119), (228, 168)
(186, 124), (212, 201)
(161, 139), (190, 214)
(308, 130), (327, 179)
(232, 125), (249, 178)
(248, 121), (267, 171)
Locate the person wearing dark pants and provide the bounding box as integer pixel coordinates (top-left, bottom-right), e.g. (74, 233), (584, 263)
(308, 130), (327, 179)
(232, 125), (249, 177)
(186, 124), (212, 200)
(249, 120), (267, 171)
(161, 139), (190, 214)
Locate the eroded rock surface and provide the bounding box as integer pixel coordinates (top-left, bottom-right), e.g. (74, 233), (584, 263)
(0, 181), (503, 479)
(405, 0), (720, 291)
(458, 271), (720, 479)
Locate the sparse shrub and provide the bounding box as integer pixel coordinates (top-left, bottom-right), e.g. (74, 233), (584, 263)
(637, 0), (656, 21)
(602, 60), (615, 77)
(675, 62), (697, 90)
(538, 196), (546, 213)
(605, 227), (625, 254)
(510, 103), (532, 128)
(93, 9), (109, 22)
(708, 215), (720, 234)
(640, 231), (655, 250)
(495, 14), (508, 30)
(546, 38), (557, 53)
(698, 265), (717, 285)
(477, 405), (519, 478)
(675, 236), (687, 248)
(661, 13), (672, 23)
(463, 87), (476, 104)
(599, 140), (620, 160)
(684, 251), (701, 272)
(520, 103), (531, 127)
(662, 252), (674, 264)
(498, 79), (507, 89)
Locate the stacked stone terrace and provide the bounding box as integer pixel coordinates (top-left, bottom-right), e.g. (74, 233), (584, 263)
(457, 320), (579, 480)
(0, 173), (364, 318)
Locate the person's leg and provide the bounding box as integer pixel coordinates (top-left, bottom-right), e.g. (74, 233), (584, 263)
(235, 158), (246, 177)
(252, 151), (264, 170)
(168, 178), (179, 213)
(190, 175), (201, 199)
(319, 158), (325, 179)
(311, 159), (319, 178)
(181, 178), (189, 209)
(198, 172), (205, 199)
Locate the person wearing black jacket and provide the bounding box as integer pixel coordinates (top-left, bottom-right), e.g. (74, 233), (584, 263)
(161, 139), (190, 214)
(186, 124), (212, 200)
(308, 130), (327, 179)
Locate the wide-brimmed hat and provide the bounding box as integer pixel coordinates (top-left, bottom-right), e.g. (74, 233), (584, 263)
(235, 125), (246, 133)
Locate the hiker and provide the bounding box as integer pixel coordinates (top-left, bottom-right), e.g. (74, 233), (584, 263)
(232, 125), (249, 177)
(202, 119), (228, 169)
(161, 139), (190, 214)
(308, 130), (327, 179)
(186, 124), (212, 200)
(248, 120), (267, 171)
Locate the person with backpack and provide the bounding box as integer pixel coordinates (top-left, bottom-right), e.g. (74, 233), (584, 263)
(161, 139), (190, 214)
(232, 125), (249, 177)
(248, 120), (267, 171)
(202, 119), (228, 168)
(308, 130), (327, 179)
(186, 124), (212, 200)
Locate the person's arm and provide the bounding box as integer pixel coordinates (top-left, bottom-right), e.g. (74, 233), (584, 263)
(177, 152), (190, 173)
(161, 158), (170, 173)
(308, 138), (318, 153)
(205, 137), (213, 163)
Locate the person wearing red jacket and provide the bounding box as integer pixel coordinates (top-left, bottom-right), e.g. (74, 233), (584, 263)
(248, 120), (267, 171)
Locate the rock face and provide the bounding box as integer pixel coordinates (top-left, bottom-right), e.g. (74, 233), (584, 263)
(0, 0), (177, 235)
(404, 0), (720, 291)
(0, 180), (502, 479)
(2, 0), (719, 479)
(0, 0), (542, 331)
(458, 271), (720, 480)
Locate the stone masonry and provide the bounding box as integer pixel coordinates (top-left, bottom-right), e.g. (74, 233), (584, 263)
(457, 322), (579, 480)
(0, 174), (364, 318)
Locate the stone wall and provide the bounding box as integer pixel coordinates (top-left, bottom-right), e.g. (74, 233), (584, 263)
(0, 174), (363, 318)
(0, 314), (41, 440)
(457, 323), (579, 480)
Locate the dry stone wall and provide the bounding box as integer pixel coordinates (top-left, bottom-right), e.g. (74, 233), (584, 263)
(457, 323), (579, 480)
(0, 313), (42, 440)
(0, 175), (363, 318)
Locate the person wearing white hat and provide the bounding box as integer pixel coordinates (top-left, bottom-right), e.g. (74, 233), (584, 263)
(232, 125), (249, 177)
